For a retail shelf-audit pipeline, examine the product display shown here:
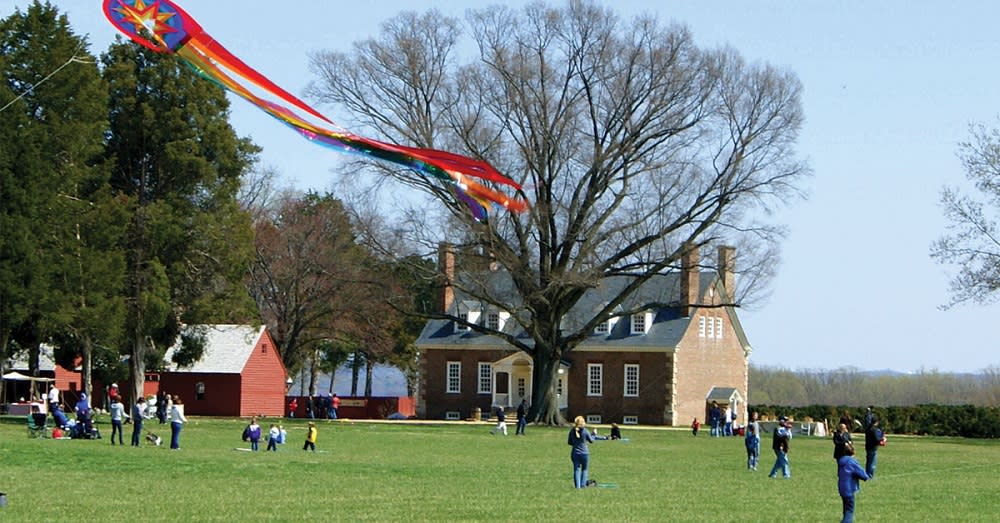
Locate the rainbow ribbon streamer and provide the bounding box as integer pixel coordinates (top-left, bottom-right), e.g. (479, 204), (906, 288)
(103, 0), (527, 221)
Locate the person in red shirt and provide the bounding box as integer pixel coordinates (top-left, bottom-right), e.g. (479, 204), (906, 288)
(331, 394), (340, 420)
(691, 418), (701, 436)
(287, 397), (298, 418)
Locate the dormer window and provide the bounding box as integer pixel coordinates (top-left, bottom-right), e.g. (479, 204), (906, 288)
(630, 312), (649, 334)
(456, 312), (469, 331)
(487, 312), (500, 331)
(595, 320), (609, 334)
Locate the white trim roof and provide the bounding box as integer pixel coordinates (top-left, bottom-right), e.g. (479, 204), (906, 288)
(163, 324), (266, 374)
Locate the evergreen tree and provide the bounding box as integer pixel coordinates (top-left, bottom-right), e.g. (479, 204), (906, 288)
(101, 39), (259, 404)
(0, 2), (117, 400)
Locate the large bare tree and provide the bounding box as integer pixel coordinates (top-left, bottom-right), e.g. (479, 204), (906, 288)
(932, 118), (1000, 308)
(307, 1), (808, 423)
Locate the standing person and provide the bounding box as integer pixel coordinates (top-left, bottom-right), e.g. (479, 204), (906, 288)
(837, 442), (870, 523)
(330, 394), (340, 420)
(169, 396), (187, 450)
(109, 396), (126, 445)
(157, 390), (168, 424)
(303, 422), (317, 452)
(490, 405), (507, 436)
(748, 411), (762, 439)
(266, 424), (280, 451)
(691, 418), (700, 436)
(515, 399), (527, 435)
(306, 396), (315, 419)
(723, 404), (733, 436)
(708, 402), (722, 437)
(745, 423), (760, 470)
(833, 423), (853, 460)
(864, 419), (884, 478)
(131, 397), (146, 447)
(768, 416), (793, 478)
(247, 416), (262, 451)
(839, 410), (854, 430)
(862, 406), (876, 431)
(567, 416), (607, 488)
(47, 384), (60, 414)
(287, 397), (297, 418)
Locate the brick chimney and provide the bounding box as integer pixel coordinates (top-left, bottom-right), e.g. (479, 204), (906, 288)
(679, 244), (699, 317)
(438, 242), (455, 314)
(718, 245), (736, 302)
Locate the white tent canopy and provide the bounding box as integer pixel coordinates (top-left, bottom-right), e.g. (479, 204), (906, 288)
(2, 371), (54, 382)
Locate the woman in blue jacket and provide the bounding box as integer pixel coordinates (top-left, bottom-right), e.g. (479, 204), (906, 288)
(837, 442), (870, 523)
(567, 416), (606, 488)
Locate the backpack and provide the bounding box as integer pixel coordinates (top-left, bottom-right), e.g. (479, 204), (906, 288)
(242, 425), (250, 442)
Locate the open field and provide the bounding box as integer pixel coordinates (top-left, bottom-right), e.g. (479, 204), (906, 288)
(1, 416), (998, 521)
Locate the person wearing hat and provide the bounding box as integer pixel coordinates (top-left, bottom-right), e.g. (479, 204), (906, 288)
(768, 416), (793, 478)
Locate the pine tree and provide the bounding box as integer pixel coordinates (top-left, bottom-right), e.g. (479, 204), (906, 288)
(101, 40), (259, 403)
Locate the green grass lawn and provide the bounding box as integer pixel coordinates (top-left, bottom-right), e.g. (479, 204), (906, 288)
(1, 415), (998, 521)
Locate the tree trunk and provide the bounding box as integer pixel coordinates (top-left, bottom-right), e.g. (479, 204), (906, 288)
(307, 354), (318, 397)
(529, 353), (567, 426)
(129, 334), (147, 410)
(350, 350), (362, 396)
(364, 359), (374, 397)
(81, 334), (94, 405)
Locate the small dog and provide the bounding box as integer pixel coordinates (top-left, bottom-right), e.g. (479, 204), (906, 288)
(145, 432), (163, 446)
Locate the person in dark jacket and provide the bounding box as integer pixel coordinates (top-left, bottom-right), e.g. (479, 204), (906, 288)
(768, 416), (792, 478)
(833, 422), (853, 460)
(490, 405), (507, 436)
(515, 399), (527, 435)
(864, 418), (884, 478)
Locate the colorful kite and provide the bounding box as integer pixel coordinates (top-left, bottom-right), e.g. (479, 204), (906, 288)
(102, 0), (527, 221)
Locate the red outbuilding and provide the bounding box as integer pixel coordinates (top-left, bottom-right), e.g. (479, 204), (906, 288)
(161, 325), (288, 417)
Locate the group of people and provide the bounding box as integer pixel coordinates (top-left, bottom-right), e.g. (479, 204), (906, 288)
(739, 407), (885, 523)
(242, 416), (291, 451)
(288, 394), (340, 420)
(489, 400), (529, 436)
(705, 401), (740, 437)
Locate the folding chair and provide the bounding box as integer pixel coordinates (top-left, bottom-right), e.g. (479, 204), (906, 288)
(27, 412), (48, 438)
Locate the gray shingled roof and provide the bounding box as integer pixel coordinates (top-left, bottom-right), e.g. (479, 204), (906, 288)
(163, 325), (265, 374)
(416, 271), (750, 350)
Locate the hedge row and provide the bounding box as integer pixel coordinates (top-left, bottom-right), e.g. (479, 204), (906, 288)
(749, 404), (1000, 439)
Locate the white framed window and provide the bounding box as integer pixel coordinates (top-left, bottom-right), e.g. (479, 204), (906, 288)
(706, 316), (715, 338)
(517, 377), (526, 399)
(486, 312), (500, 331)
(446, 361), (461, 393)
(445, 411), (461, 420)
(715, 317), (723, 339)
(624, 364), (639, 397)
(556, 376), (564, 397)
(586, 414), (602, 424)
(587, 364), (603, 396)
(630, 313), (646, 334)
(698, 316), (706, 337)
(478, 362), (492, 394)
(623, 415), (639, 425)
(456, 312), (469, 331)
(595, 320), (609, 334)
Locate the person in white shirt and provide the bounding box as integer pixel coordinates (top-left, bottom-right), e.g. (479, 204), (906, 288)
(48, 385), (60, 412)
(109, 397), (126, 445)
(169, 396), (187, 450)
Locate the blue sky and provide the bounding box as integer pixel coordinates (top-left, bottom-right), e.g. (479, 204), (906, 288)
(6, 1), (1000, 373)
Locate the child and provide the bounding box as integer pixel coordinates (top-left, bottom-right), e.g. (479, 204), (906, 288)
(490, 405), (507, 436)
(609, 423), (621, 440)
(744, 423), (760, 470)
(838, 442), (870, 523)
(691, 418), (700, 436)
(303, 422), (317, 452)
(247, 416), (262, 451)
(266, 423), (280, 451)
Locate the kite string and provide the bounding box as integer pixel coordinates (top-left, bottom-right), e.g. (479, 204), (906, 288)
(0, 42), (94, 113)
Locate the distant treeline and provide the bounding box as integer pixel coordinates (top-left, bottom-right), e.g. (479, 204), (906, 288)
(749, 404), (1000, 439)
(749, 365), (1000, 438)
(749, 365), (1000, 407)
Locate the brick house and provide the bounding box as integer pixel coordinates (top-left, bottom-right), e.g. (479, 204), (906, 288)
(161, 324), (288, 417)
(415, 246), (751, 426)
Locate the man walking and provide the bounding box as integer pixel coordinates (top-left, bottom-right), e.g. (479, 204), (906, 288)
(768, 416), (793, 478)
